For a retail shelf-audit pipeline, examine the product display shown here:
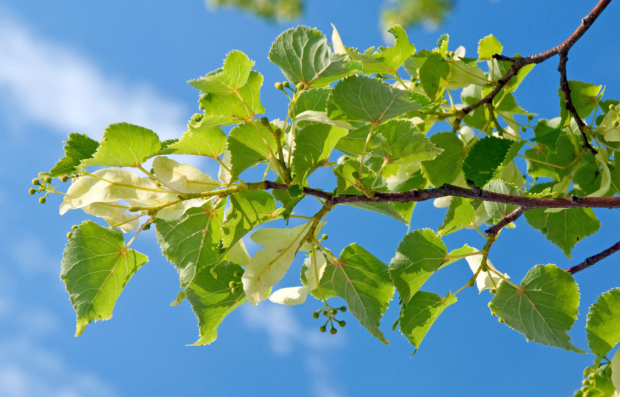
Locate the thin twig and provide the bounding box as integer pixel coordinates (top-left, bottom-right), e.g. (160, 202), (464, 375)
(485, 207), (525, 235)
(565, 240), (620, 275)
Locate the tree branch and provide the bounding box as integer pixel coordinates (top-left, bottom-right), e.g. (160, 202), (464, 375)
(485, 207), (525, 235)
(566, 240), (620, 275)
(262, 180), (620, 209)
(558, 51), (598, 155)
(457, 0), (611, 124)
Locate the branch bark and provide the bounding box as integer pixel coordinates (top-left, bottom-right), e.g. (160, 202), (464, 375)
(566, 240), (620, 275)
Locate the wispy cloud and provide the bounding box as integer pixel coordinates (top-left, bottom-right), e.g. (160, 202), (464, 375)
(242, 302), (345, 396)
(0, 12), (187, 141)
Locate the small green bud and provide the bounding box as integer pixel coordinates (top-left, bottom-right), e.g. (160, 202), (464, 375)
(28, 188), (36, 195)
(67, 232), (73, 239)
(282, 81), (290, 88)
(274, 128), (282, 138)
(613, 120), (619, 128)
(143, 223), (151, 231)
(319, 325), (327, 333)
(322, 310), (328, 316)
(467, 279), (476, 287)
(39, 197), (46, 204)
(605, 366), (612, 376)
(582, 379), (589, 386)
(128, 206), (140, 212)
(44, 176), (52, 183)
(489, 289), (497, 295)
(573, 390), (583, 397)
(274, 82), (284, 90)
(610, 104), (615, 110)
(231, 287), (239, 294)
(330, 328), (337, 335)
(527, 114), (534, 121)
(520, 127), (526, 133)
(321, 234), (328, 240)
(597, 370), (605, 378)
(147, 209), (157, 216)
(260, 117), (270, 126)
(229, 281), (236, 288)
(32, 179), (40, 186)
(312, 312), (320, 319)
(150, 168), (155, 175)
(72, 225), (79, 230)
(60, 176), (69, 183)
(338, 320), (346, 327)
(330, 309), (337, 316)
(340, 306), (347, 312)
(296, 83), (305, 91)
(234, 270), (243, 278)
(581, 386), (588, 393)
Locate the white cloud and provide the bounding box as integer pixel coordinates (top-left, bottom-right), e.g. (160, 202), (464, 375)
(0, 14), (187, 141)
(242, 302), (344, 396)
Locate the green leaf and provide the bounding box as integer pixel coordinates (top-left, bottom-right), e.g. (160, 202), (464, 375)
(81, 123), (161, 167)
(189, 51), (253, 95)
(532, 119), (562, 152)
(421, 132), (467, 186)
(326, 75), (422, 123)
(489, 264), (585, 353)
(559, 80), (602, 120)
(477, 34), (503, 60)
(483, 180), (521, 220)
(292, 124), (348, 184)
(186, 261), (246, 345)
(194, 71), (265, 128)
(155, 200), (227, 287)
(373, 120), (442, 164)
(418, 52), (449, 101)
(461, 85), (487, 129)
(49, 133), (99, 177)
(389, 229), (447, 304)
(343, 201), (408, 224)
(152, 156), (220, 193)
(613, 349), (620, 391)
(335, 125), (385, 157)
(524, 132), (578, 181)
(222, 190), (280, 250)
(61, 221), (148, 336)
(268, 26), (359, 88)
(524, 207), (600, 258)
(292, 88), (332, 128)
(399, 291), (456, 355)
(446, 60), (488, 90)
(319, 243), (394, 344)
(463, 137), (513, 188)
(242, 223), (314, 305)
(160, 126), (227, 158)
(438, 197), (475, 236)
(224, 239), (251, 267)
(586, 288), (620, 357)
(269, 251), (327, 305)
(345, 25), (415, 75)
(227, 122), (279, 181)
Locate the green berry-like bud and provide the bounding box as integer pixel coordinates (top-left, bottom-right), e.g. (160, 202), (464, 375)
(229, 281), (236, 288)
(613, 121), (619, 128)
(296, 83), (305, 91)
(143, 223), (151, 231)
(321, 234), (328, 240)
(340, 306), (347, 312)
(274, 128), (282, 138)
(330, 309), (337, 315)
(72, 225), (79, 230)
(61, 176), (69, 183)
(44, 176), (52, 183)
(150, 168), (155, 175)
(39, 197), (46, 204)
(597, 370), (605, 378)
(260, 117), (270, 126)
(319, 325), (327, 333)
(520, 127), (526, 132)
(234, 270), (243, 278)
(338, 320), (346, 327)
(32, 179), (40, 186)
(322, 310), (328, 316)
(231, 287), (239, 294)
(610, 104), (615, 110)
(330, 328), (337, 335)
(489, 289), (497, 295)
(67, 232), (73, 239)
(312, 311), (320, 319)
(527, 114), (534, 121)
(582, 379), (589, 386)
(274, 82), (284, 90)
(580, 386), (588, 393)
(28, 188), (36, 195)
(282, 81), (290, 88)
(573, 390), (583, 397)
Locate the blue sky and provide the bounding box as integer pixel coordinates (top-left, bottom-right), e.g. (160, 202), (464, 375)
(1, 0), (619, 396)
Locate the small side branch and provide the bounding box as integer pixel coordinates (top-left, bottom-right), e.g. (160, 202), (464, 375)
(485, 207), (525, 235)
(558, 52), (597, 155)
(565, 240), (620, 275)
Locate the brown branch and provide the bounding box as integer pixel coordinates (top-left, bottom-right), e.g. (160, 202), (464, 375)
(558, 52), (598, 155)
(458, 0), (611, 123)
(485, 207), (525, 235)
(566, 240), (620, 275)
(262, 180), (620, 209)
